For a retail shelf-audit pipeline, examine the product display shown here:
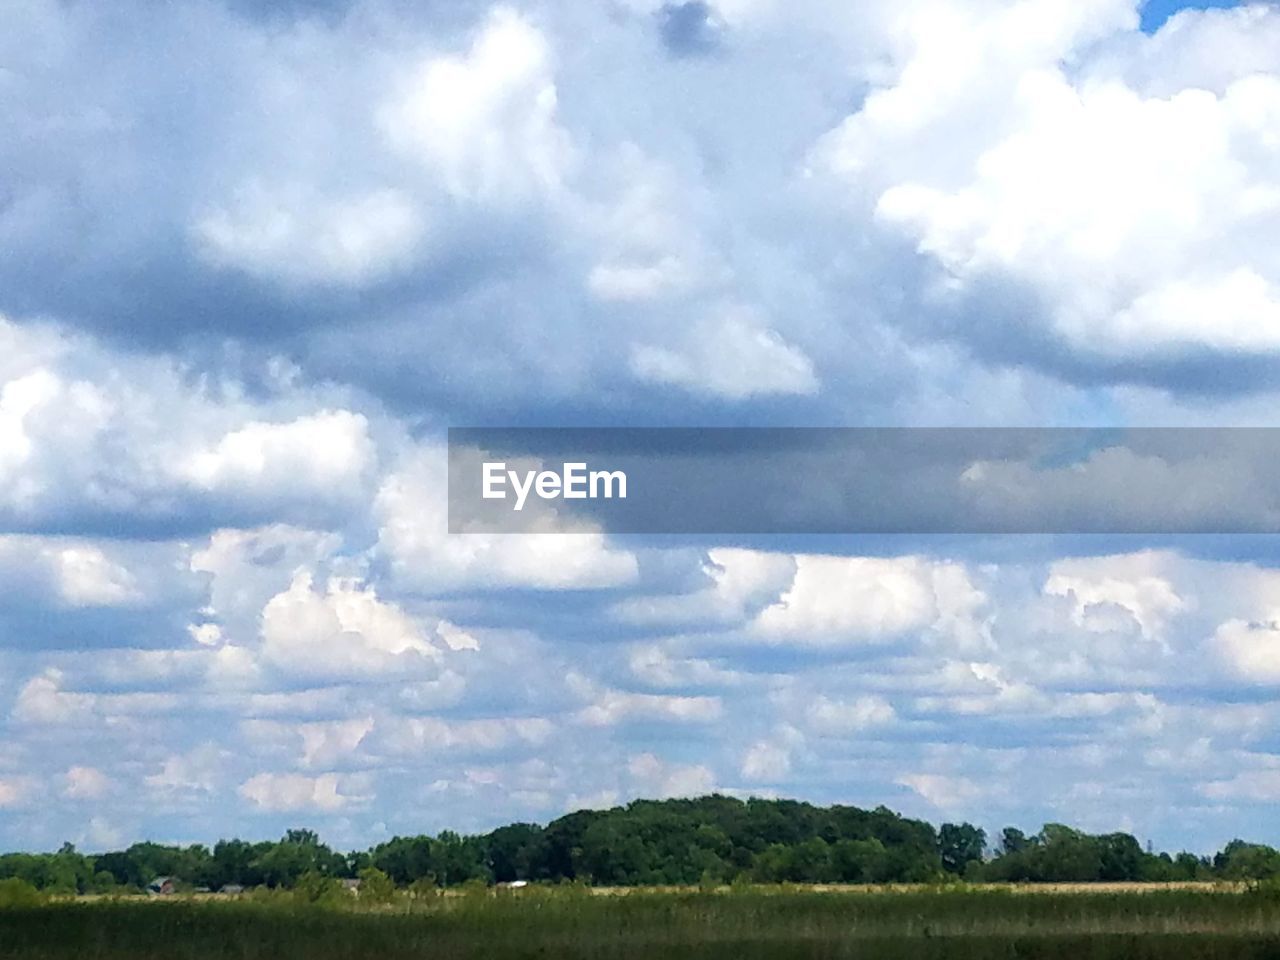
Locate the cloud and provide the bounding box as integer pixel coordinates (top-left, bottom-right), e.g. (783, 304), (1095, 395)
(812, 1), (1280, 378)
(612, 547), (797, 628)
(748, 554), (987, 649)
(62, 766), (111, 800)
(1044, 552), (1189, 642)
(896, 772), (986, 813)
(657, 3), (726, 58)
(11, 671), (94, 726)
(5, 0), (1280, 856)
(145, 744), (230, 800)
(630, 308), (818, 399)
(1200, 763), (1280, 803)
(804, 695), (897, 736)
(740, 732), (796, 782)
(238, 772), (368, 812)
(570, 674), (723, 727)
(0, 536), (140, 609)
(1213, 619), (1280, 684)
(380, 7), (573, 204)
(627, 752), (716, 799)
(0, 777), (39, 810)
(259, 571), (443, 681)
(375, 447), (638, 592)
(182, 410), (376, 506)
(194, 187), (426, 289)
(0, 318), (380, 533)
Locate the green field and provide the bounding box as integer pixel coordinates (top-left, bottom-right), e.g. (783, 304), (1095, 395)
(5, 886), (1280, 959)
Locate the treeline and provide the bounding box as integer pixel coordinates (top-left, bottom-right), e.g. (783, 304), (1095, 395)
(4, 796), (1280, 893)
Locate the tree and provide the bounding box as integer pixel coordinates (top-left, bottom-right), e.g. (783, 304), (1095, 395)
(486, 823), (547, 883)
(938, 823), (986, 876)
(357, 866), (396, 904)
(999, 828), (1030, 856)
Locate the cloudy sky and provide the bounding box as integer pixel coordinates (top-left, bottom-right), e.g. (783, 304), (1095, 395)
(4, 0), (1280, 855)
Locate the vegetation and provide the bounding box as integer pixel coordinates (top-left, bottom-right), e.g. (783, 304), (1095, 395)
(7, 887), (1280, 959)
(1, 795), (1277, 895)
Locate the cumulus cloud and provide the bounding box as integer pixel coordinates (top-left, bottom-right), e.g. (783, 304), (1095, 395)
(612, 547), (797, 628)
(11, 671), (94, 726)
(814, 0), (1280, 372)
(805, 694), (897, 736)
(896, 772), (986, 813)
(380, 7), (573, 203)
(630, 308), (818, 399)
(748, 554), (988, 649)
(238, 772), (368, 812)
(0, 319), (383, 532)
(1213, 619), (1280, 684)
(195, 187), (426, 289)
(627, 752), (716, 799)
(259, 571), (443, 680)
(6, 0), (1280, 855)
(63, 766), (110, 800)
(182, 410), (376, 508)
(375, 447), (638, 592)
(0, 536), (140, 609)
(740, 728), (801, 782)
(570, 673), (723, 727)
(1044, 552), (1189, 642)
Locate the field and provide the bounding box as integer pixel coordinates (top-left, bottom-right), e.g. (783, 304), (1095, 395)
(5, 885), (1280, 959)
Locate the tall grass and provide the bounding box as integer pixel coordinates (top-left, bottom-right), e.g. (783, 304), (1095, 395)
(3, 885), (1280, 959)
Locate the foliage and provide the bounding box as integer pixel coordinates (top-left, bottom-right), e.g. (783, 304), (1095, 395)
(0, 797), (1275, 895)
(0, 877), (45, 908)
(292, 871), (344, 907)
(357, 866), (396, 905)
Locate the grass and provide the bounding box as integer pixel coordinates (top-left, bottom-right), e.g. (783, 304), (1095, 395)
(4, 886), (1280, 959)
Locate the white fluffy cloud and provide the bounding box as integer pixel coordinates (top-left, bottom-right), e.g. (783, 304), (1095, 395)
(63, 766), (110, 800)
(375, 447), (638, 592)
(0, 536), (140, 609)
(805, 694), (897, 736)
(195, 187), (426, 289)
(0, 319), (382, 530)
(815, 0), (1280, 361)
(627, 752), (716, 799)
(1044, 551), (1188, 642)
(380, 8), (573, 204)
(613, 547), (797, 628)
(238, 772), (368, 812)
(570, 673), (723, 727)
(183, 410), (375, 505)
(259, 571), (443, 680)
(1214, 619), (1280, 684)
(749, 554), (987, 648)
(630, 308), (818, 399)
(6, 0), (1280, 854)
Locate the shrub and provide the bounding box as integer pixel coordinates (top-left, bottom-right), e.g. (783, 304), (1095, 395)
(357, 866), (396, 905)
(292, 871), (344, 907)
(0, 877), (45, 908)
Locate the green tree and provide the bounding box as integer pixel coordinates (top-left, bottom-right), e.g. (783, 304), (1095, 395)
(357, 866), (396, 904)
(938, 823), (986, 875)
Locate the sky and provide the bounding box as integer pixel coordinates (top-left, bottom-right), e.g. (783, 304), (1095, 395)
(2, 0), (1280, 856)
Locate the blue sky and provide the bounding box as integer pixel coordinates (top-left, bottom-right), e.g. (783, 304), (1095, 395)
(1141, 0), (1244, 31)
(3, 0), (1280, 856)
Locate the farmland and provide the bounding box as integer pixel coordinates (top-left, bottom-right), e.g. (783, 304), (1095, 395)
(5, 884), (1280, 959)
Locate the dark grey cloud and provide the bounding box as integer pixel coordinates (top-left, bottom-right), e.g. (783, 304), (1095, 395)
(657, 2), (724, 57)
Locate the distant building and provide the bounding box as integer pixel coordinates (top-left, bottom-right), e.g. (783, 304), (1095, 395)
(219, 884), (245, 895)
(341, 878), (362, 894)
(146, 877), (177, 896)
